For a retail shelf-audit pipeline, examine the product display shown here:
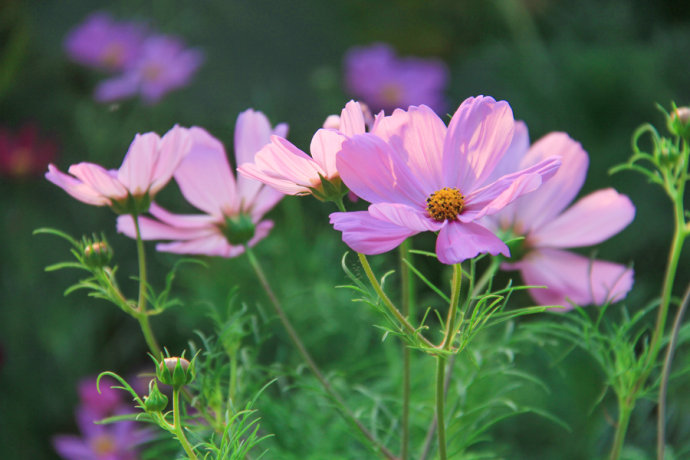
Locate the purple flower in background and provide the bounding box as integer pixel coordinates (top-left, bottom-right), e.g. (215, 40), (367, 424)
(78, 377), (122, 418)
(344, 43), (449, 113)
(64, 12), (145, 72)
(95, 35), (204, 104)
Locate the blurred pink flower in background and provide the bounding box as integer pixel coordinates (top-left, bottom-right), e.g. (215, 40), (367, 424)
(95, 35), (204, 105)
(487, 122), (635, 308)
(0, 123), (57, 178)
(329, 96), (561, 264)
(344, 42), (448, 114)
(118, 110), (287, 257)
(64, 12), (203, 104)
(64, 12), (146, 72)
(46, 125), (192, 209)
(238, 101), (366, 197)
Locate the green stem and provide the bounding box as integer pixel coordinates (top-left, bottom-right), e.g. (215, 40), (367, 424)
(657, 284), (690, 460)
(172, 387), (198, 460)
(133, 215), (162, 357)
(609, 400), (633, 460)
(137, 314), (162, 358)
(245, 247), (399, 460)
(399, 240), (413, 460)
(435, 356), (448, 460)
(442, 264), (463, 350)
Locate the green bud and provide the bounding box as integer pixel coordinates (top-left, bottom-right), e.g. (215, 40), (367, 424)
(221, 213), (255, 245)
(144, 379), (168, 412)
(157, 356), (195, 388)
(82, 235), (113, 269)
(667, 106), (690, 140)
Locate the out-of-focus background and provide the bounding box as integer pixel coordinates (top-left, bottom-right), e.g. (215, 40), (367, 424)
(1, 0), (689, 458)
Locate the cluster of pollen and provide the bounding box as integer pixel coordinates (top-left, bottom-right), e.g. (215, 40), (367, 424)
(426, 187), (465, 222)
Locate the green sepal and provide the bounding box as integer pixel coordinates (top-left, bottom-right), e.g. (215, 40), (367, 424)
(143, 379), (168, 412)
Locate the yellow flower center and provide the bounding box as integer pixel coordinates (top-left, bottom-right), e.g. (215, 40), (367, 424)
(426, 187), (465, 222)
(91, 434), (116, 454)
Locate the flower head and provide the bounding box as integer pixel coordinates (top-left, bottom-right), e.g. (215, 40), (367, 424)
(238, 101), (366, 200)
(95, 35), (204, 105)
(487, 122), (635, 308)
(329, 96), (562, 265)
(0, 123), (57, 178)
(344, 43), (448, 113)
(46, 125), (192, 213)
(117, 110), (286, 257)
(64, 12), (146, 72)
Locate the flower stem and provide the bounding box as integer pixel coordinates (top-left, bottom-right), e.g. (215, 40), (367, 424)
(399, 240), (413, 460)
(435, 355), (448, 460)
(172, 387), (198, 460)
(441, 264), (463, 350)
(657, 283), (690, 460)
(244, 246), (399, 460)
(133, 215), (162, 357)
(609, 400), (633, 460)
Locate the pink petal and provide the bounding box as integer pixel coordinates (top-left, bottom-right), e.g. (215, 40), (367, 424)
(488, 120), (529, 181)
(509, 132), (589, 232)
(247, 219), (274, 248)
(149, 125), (193, 195)
(156, 233), (237, 257)
(174, 127), (239, 216)
(310, 129), (346, 179)
(247, 185), (283, 221)
(443, 96), (515, 191)
(234, 109), (275, 203)
(45, 164), (111, 206)
(330, 211), (418, 254)
(273, 123), (289, 138)
(516, 248), (634, 308)
(238, 161), (312, 195)
(339, 100), (367, 136)
(149, 203), (218, 228)
(435, 221), (509, 264)
(368, 202), (443, 232)
(117, 214), (212, 240)
(117, 132), (160, 196)
(461, 156), (561, 221)
(336, 133), (427, 206)
(372, 105), (447, 192)
(530, 188), (635, 248)
(68, 162), (128, 200)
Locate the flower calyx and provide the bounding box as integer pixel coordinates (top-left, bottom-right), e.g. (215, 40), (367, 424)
(308, 173), (349, 203)
(82, 234), (113, 269)
(221, 213), (255, 245)
(143, 379), (168, 412)
(154, 353), (196, 388)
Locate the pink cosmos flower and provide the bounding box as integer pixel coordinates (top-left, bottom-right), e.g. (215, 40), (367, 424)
(95, 35), (203, 105)
(344, 43), (448, 113)
(238, 101), (366, 198)
(64, 12), (146, 72)
(46, 125), (192, 211)
(329, 96), (562, 265)
(486, 123), (635, 308)
(117, 111), (287, 257)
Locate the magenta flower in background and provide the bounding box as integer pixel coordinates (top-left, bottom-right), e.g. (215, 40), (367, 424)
(78, 376), (123, 418)
(64, 12), (146, 72)
(238, 101), (366, 197)
(0, 123), (57, 178)
(95, 35), (204, 105)
(486, 123), (635, 308)
(45, 125), (192, 210)
(118, 111), (287, 257)
(329, 96), (562, 265)
(344, 43), (448, 114)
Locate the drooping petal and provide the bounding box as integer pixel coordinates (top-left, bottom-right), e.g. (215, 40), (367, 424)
(435, 221), (509, 264)
(174, 127), (239, 217)
(330, 211), (418, 254)
(336, 133), (427, 206)
(247, 220), (274, 248)
(461, 156), (561, 222)
(443, 96), (515, 191)
(117, 214), (212, 241)
(372, 105), (447, 191)
(117, 132), (160, 196)
(45, 164), (111, 206)
(239, 136), (324, 195)
(509, 132), (589, 232)
(53, 435), (93, 459)
(516, 248), (634, 308)
(309, 129), (346, 179)
(148, 125), (193, 195)
(368, 202), (443, 232)
(68, 162), (128, 200)
(338, 100), (366, 136)
(234, 109), (275, 203)
(149, 202), (218, 228)
(530, 188), (635, 248)
(488, 120), (530, 181)
(248, 185), (284, 221)
(156, 233), (236, 257)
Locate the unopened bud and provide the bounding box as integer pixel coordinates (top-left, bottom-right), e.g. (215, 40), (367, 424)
(82, 236), (113, 269)
(144, 379), (168, 412)
(668, 106), (690, 139)
(157, 356), (194, 387)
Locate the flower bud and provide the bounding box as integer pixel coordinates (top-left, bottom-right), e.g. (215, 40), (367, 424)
(144, 379), (168, 412)
(157, 356), (194, 387)
(668, 106), (690, 139)
(82, 236), (113, 269)
(322, 114), (341, 130)
(221, 213), (255, 245)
